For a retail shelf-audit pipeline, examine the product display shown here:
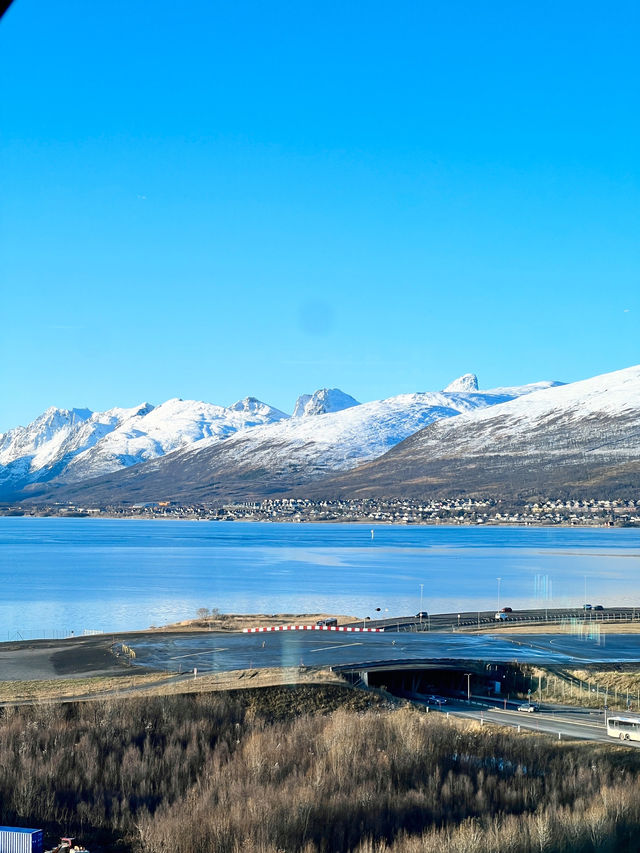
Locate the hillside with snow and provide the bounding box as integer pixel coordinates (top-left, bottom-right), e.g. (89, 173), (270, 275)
(20, 376), (562, 505)
(0, 396), (287, 499)
(0, 403), (153, 496)
(311, 364), (640, 500)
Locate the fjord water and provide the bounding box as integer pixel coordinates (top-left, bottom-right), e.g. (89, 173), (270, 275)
(2, 517), (640, 640)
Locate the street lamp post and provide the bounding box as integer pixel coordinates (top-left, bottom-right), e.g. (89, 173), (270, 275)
(497, 577), (502, 612)
(465, 673), (472, 703)
(419, 583), (424, 630)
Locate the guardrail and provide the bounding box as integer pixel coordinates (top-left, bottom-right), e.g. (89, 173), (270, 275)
(368, 610), (640, 634)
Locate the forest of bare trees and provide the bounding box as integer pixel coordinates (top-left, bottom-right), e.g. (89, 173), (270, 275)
(1, 685), (639, 852)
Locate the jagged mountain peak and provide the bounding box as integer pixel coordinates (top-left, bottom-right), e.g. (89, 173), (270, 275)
(293, 388), (360, 417)
(229, 397), (287, 419)
(444, 374), (479, 393)
(37, 405), (93, 425)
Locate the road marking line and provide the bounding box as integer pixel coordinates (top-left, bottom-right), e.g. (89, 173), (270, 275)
(494, 710), (606, 730)
(309, 642), (364, 652)
(169, 649), (228, 659)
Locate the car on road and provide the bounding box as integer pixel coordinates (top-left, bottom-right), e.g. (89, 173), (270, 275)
(500, 606), (513, 613)
(426, 695), (447, 705)
(518, 703), (539, 713)
(582, 604), (592, 610)
(416, 611), (429, 619)
(594, 605), (604, 611)
(495, 611), (509, 620)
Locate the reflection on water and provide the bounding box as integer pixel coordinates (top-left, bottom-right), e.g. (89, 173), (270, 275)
(1, 517), (640, 640)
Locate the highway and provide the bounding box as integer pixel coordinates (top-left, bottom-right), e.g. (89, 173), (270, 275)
(430, 698), (639, 746)
(368, 606), (640, 632)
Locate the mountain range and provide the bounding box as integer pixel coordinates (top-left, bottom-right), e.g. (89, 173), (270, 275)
(0, 375), (559, 503)
(309, 364), (640, 501)
(5, 365), (639, 507)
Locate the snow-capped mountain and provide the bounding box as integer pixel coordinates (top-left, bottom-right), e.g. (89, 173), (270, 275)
(0, 396), (287, 498)
(20, 375), (562, 506)
(444, 373), (479, 393)
(315, 364), (640, 501)
(61, 397), (288, 482)
(293, 388), (360, 417)
(0, 403), (154, 494)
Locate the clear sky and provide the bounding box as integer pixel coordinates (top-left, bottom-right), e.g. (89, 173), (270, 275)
(1, 1), (639, 431)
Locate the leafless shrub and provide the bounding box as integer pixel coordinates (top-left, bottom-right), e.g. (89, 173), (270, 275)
(1, 688), (640, 852)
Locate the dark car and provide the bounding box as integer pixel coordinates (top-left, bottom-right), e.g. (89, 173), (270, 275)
(500, 606), (513, 613)
(416, 611), (429, 619)
(594, 605), (604, 611)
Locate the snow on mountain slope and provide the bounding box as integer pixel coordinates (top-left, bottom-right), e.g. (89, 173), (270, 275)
(0, 403), (153, 490)
(225, 379), (561, 471)
(31, 377), (565, 506)
(444, 374), (479, 392)
(0, 396), (287, 495)
(62, 397), (288, 480)
(421, 364), (640, 450)
(316, 364), (640, 500)
(293, 388), (360, 417)
(4, 375), (565, 504)
(213, 387), (528, 474)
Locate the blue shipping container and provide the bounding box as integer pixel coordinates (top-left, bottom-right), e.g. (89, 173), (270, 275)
(0, 828), (44, 853)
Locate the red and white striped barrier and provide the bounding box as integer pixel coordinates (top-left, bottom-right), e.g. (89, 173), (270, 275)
(242, 624), (384, 633)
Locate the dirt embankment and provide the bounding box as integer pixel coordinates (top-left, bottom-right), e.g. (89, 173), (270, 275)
(154, 612), (359, 632)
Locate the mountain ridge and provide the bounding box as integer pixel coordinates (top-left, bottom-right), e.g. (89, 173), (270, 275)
(9, 376), (563, 505)
(302, 364), (640, 501)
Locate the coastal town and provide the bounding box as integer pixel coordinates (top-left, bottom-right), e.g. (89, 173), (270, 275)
(7, 496), (640, 526)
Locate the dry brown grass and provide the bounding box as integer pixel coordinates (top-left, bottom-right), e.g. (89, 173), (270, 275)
(0, 667), (346, 704)
(0, 672), (174, 702)
(155, 612), (360, 632)
(522, 664), (640, 712)
(490, 621), (640, 635)
(130, 666), (346, 696)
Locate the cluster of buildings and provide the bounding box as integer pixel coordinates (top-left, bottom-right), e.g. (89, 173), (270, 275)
(214, 497), (640, 526)
(22, 496), (638, 526)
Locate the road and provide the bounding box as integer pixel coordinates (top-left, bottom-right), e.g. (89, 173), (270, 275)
(431, 698), (638, 746)
(129, 630), (640, 674)
(369, 606), (640, 632)
(2, 608), (640, 682)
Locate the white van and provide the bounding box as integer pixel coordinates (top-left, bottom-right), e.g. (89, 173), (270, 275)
(495, 611), (508, 621)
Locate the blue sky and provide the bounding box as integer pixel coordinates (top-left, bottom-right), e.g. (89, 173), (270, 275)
(1, 1), (639, 431)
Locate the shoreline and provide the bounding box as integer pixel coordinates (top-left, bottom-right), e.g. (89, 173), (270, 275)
(0, 511), (635, 529)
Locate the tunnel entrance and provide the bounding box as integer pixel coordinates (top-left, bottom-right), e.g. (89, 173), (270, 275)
(346, 662), (527, 703)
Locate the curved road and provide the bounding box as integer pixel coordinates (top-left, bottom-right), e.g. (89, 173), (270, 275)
(432, 699), (639, 747)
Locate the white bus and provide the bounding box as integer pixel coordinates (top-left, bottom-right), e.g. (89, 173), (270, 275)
(606, 716), (640, 741)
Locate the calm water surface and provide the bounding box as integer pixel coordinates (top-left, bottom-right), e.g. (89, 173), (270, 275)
(1, 517), (640, 640)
